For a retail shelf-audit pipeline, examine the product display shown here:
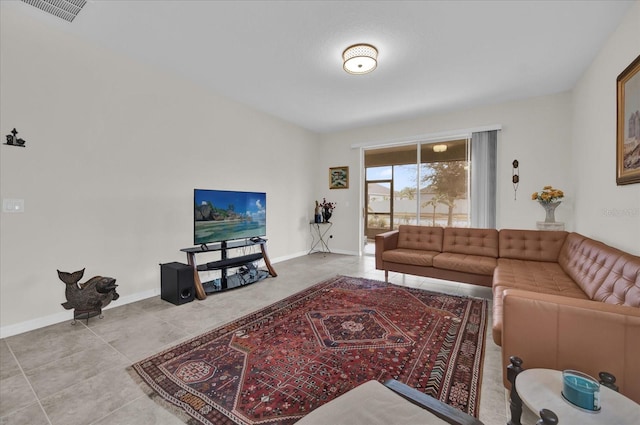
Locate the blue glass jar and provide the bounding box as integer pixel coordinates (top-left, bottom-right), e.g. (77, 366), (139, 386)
(562, 370), (601, 411)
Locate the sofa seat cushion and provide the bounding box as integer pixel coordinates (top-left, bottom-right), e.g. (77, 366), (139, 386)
(432, 252), (497, 276)
(382, 249), (441, 267)
(491, 258), (589, 346)
(494, 258), (589, 297)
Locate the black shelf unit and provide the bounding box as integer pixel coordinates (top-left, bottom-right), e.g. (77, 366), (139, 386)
(181, 239), (277, 298)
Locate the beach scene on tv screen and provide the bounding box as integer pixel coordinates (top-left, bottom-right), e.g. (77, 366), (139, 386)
(194, 190), (266, 244)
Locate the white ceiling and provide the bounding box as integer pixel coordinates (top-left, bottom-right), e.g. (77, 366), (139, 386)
(7, 0), (635, 133)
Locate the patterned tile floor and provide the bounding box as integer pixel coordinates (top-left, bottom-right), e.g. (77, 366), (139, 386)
(0, 253), (538, 425)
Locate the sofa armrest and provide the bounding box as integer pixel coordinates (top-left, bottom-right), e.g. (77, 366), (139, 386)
(501, 288), (640, 403)
(375, 230), (399, 270)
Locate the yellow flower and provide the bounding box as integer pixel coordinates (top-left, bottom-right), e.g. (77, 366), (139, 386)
(532, 185), (565, 203)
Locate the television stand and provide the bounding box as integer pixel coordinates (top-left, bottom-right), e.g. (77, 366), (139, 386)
(181, 239), (277, 299)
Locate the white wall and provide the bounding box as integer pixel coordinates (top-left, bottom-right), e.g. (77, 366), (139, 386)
(318, 92), (574, 254)
(318, 1), (640, 257)
(571, 0), (640, 255)
(3, 2), (638, 337)
(0, 6), (319, 336)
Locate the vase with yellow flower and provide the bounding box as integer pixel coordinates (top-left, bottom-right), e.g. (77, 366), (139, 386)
(531, 185), (564, 223)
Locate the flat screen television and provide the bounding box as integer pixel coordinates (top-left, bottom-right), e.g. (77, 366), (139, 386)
(194, 189), (266, 246)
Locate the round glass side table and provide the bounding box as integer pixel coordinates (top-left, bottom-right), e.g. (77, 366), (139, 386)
(516, 369), (639, 425)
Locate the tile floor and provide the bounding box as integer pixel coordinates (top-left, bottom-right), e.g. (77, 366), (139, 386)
(0, 253), (538, 425)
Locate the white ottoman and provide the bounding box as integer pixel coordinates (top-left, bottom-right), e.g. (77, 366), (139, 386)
(295, 380), (483, 425)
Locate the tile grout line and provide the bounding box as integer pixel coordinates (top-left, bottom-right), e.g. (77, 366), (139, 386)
(1, 255), (511, 425)
(3, 341), (54, 425)
(78, 304), (193, 363)
(8, 321), (138, 424)
(86, 394), (149, 425)
(79, 320), (135, 362)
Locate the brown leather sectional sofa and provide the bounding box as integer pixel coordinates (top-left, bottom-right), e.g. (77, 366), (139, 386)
(375, 225), (640, 402)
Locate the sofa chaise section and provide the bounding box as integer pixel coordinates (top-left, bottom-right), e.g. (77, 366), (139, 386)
(496, 230), (640, 403)
(492, 229), (583, 345)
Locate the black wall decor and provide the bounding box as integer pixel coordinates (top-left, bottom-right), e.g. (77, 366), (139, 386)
(4, 128), (26, 147)
(57, 268), (119, 324)
(512, 159), (519, 200)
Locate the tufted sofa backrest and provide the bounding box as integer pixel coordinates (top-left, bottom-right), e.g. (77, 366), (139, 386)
(442, 227), (499, 257)
(397, 225), (443, 252)
(499, 229), (568, 262)
(559, 233), (640, 307)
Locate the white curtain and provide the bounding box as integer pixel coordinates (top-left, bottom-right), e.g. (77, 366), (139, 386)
(470, 130), (497, 228)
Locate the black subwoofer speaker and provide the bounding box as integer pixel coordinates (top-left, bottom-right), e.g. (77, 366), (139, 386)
(160, 262), (195, 305)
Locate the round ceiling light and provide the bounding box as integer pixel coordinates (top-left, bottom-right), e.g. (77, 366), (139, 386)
(342, 44), (378, 75)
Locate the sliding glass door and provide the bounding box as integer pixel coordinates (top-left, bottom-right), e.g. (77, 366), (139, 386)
(365, 179), (392, 239)
(419, 140), (469, 227)
(363, 139), (470, 251)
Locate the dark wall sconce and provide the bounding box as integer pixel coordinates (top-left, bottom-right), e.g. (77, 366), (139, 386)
(512, 159), (519, 200)
(5, 128), (26, 147)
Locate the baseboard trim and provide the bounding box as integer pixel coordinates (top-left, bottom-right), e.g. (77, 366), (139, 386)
(270, 251), (308, 263)
(0, 288), (159, 339)
(277, 249), (359, 258)
(1, 251), (358, 339)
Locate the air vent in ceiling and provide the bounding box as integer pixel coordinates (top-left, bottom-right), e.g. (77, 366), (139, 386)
(21, 0), (87, 22)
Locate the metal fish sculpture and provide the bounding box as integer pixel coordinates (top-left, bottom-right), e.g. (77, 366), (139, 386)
(57, 268), (119, 323)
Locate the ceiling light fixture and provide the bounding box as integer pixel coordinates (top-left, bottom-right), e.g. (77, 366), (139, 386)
(22, 0), (87, 22)
(342, 44), (378, 75)
(433, 144), (448, 153)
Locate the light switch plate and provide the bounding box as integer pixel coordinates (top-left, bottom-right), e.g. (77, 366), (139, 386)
(2, 199), (24, 213)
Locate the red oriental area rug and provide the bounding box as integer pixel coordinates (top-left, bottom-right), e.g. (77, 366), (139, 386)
(132, 276), (488, 425)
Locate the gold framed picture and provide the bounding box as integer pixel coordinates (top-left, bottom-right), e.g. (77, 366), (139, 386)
(616, 54), (640, 185)
(329, 166), (349, 189)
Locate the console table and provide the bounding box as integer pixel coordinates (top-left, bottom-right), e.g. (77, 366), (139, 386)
(181, 239), (277, 300)
(536, 221), (565, 231)
(309, 222), (332, 254)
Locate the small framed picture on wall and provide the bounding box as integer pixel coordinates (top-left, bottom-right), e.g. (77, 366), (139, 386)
(329, 166), (349, 189)
(616, 54), (640, 185)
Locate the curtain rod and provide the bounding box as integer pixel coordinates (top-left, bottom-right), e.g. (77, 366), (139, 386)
(350, 124), (502, 149)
